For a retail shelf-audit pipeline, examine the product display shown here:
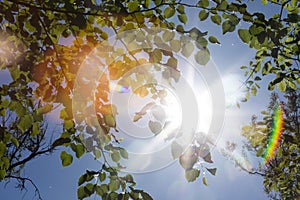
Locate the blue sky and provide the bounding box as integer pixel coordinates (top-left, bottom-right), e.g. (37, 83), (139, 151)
(0, 1), (282, 199)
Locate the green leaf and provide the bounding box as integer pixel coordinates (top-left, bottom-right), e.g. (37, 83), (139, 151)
(262, 0), (268, 5)
(37, 104), (53, 115)
(0, 143), (5, 157)
(141, 191), (153, 200)
(164, 7), (175, 18)
(120, 148), (128, 159)
(211, 14), (221, 25)
(182, 42), (194, 58)
(17, 114), (33, 133)
(195, 50), (210, 65)
(206, 168), (217, 176)
(71, 143), (85, 159)
(104, 115), (116, 127)
(109, 179), (120, 191)
(162, 31), (175, 42)
(145, 0), (151, 8)
(99, 172), (106, 182)
(59, 108), (69, 120)
(78, 174), (87, 186)
(111, 151), (121, 162)
(148, 120), (162, 135)
(166, 57), (178, 68)
(171, 141), (183, 159)
(217, 0), (228, 10)
(133, 114), (143, 122)
(11, 137), (19, 147)
(256, 148), (264, 157)
(222, 20), (235, 34)
(251, 86), (257, 96)
(150, 105), (166, 122)
(63, 120), (74, 130)
(198, 10), (209, 21)
(84, 183), (95, 196)
(287, 81), (296, 90)
(185, 169), (200, 182)
(238, 29), (251, 43)
(202, 177), (208, 186)
(177, 5), (185, 14)
(128, 2), (139, 12)
(176, 25), (185, 33)
(170, 40), (181, 52)
(277, 80), (286, 92)
(150, 49), (163, 63)
(32, 122), (40, 136)
(198, 0), (209, 8)
(77, 186), (88, 199)
(60, 151), (73, 167)
(1, 157), (9, 169)
(179, 148), (197, 170)
(208, 36), (220, 44)
(0, 170), (6, 180)
(122, 174), (134, 183)
(178, 14), (188, 24)
(93, 149), (101, 159)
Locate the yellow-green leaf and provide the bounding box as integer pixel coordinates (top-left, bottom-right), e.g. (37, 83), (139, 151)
(0, 170), (6, 180)
(211, 14), (221, 25)
(262, 0), (268, 5)
(17, 114), (33, 133)
(278, 80), (286, 92)
(60, 151), (73, 167)
(164, 7), (175, 18)
(206, 168), (217, 176)
(202, 177), (208, 186)
(238, 29), (251, 43)
(185, 169), (200, 182)
(198, 10), (209, 21)
(208, 36), (220, 44)
(37, 104), (53, 115)
(178, 14), (188, 24)
(195, 50), (210, 65)
(127, 1), (139, 12)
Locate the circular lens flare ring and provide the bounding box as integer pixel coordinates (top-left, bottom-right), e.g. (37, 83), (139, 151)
(72, 27), (226, 173)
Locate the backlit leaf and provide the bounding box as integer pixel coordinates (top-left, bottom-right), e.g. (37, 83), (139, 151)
(206, 168), (217, 176)
(238, 29), (251, 43)
(60, 151), (73, 167)
(211, 14), (221, 25)
(195, 50), (210, 65)
(148, 120), (162, 135)
(185, 168), (200, 182)
(178, 14), (188, 24)
(202, 177), (208, 186)
(164, 7), (175, 18)
(208, 36), (220, 44)
(171, 141), (183, 159)
(198, 10), (209, 21)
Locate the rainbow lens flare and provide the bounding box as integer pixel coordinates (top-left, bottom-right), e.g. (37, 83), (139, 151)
(263, 104), (284, 165)
(110, 82), (130, 93)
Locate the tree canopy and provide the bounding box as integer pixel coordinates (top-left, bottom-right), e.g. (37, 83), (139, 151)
(242, 88), (300, 200)
(0, 0), (299, 199)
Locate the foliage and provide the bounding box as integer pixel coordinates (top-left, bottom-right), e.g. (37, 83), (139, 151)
(238, 0), (300, 101)
(0, 0), (299, 199)
(242, 89), (300, 200)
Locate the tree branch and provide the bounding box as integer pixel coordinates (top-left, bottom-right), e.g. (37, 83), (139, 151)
(6, 0), (114, 17)
(8, 147), (55, 172)
(5, 175), (42, 200)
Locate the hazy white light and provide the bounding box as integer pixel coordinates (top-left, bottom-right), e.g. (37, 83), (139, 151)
(222, 74), (245, 108)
